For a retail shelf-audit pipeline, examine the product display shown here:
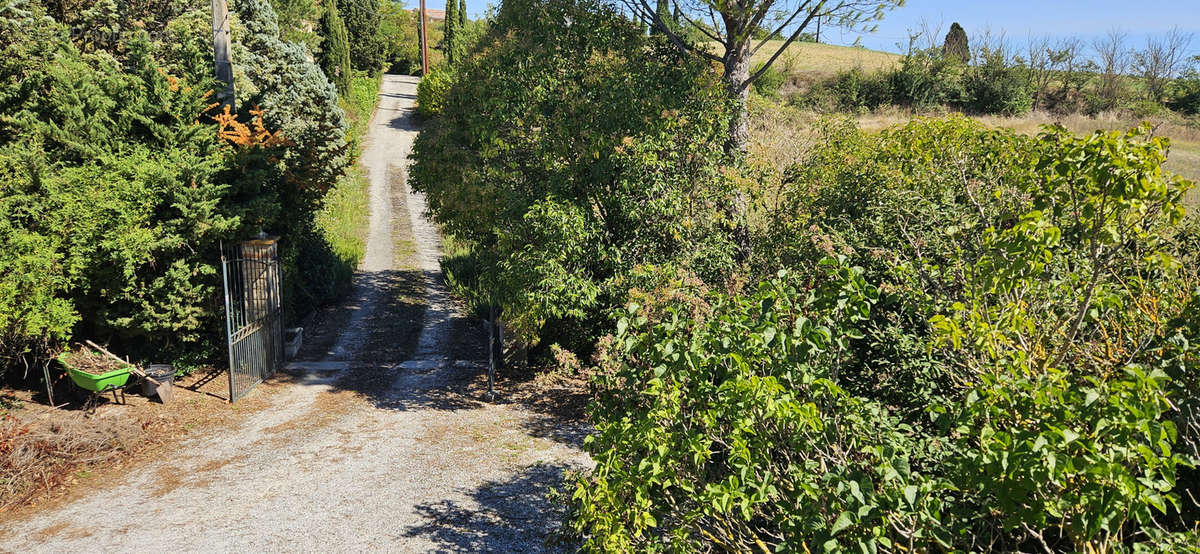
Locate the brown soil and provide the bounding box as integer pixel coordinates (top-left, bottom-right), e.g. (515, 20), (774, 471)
(0, 366), (282, 520)
(60, 346), (126, 375)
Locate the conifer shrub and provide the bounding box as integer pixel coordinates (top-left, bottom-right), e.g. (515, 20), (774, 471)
(318, 0), (353, 95)
(0, 0), (362, 374)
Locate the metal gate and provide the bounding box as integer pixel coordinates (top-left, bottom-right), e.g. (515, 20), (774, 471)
(221, 239), (284, 402)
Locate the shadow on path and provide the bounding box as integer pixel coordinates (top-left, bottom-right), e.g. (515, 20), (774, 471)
(400, 462), (580, 552)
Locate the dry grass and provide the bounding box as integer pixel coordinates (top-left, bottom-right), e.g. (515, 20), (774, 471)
(0, 413), (148, 511)
(0, 368), (279, 517)
(706, 40), (899, 89)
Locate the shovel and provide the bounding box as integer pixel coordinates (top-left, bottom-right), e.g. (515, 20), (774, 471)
(84, 340), (174, 404)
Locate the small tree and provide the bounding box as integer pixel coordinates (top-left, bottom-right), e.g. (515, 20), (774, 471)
(942, 21), (969, 63)
(318, 0), (352, 94)
(624, 0), (902, 154)
(1133, 27), (1194, 103)
(1093, 29), (1129, 110)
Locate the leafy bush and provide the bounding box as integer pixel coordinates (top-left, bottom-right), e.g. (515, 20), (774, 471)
(574, 117), (1200, 550)
(889, 47), (968, 110)
(411, 0), (737, 354)
(1168, 63), (1200, 115)
(415, 66), (455, 119)
(826, 67), (893, 112)
(750, 61), (784, 99)
(964, 46), (1032, 115)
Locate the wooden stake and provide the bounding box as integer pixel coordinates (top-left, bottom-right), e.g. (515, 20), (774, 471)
(211, 0), (235, 109)
(420, 0), (429, 75)
(83, 340), (160, 387)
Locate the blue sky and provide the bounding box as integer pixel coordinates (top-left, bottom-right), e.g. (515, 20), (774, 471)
(832, 0), (1200, 53)
(422, 0), (1200, 55)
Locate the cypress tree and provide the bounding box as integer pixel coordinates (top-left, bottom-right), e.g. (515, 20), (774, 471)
(341, 0), (386, 71)
(943, 22), (970, 64)
(443, 0), (457, 64)
(458, 0), (466, 32)
(653, 0), (670, 35)
(318, 0), (352, 95)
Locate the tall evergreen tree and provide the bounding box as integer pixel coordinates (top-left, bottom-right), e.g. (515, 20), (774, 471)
(457, 0), (466, 33)
(341, 0), (386, 71)
(652, 0), (670, 36)
(943, 22), (970, 64)
(443, 0), (457, 63)
(318, 0), (352, 94)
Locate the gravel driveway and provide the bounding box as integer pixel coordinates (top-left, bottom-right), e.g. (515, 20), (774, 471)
(0, 74), (592, 553)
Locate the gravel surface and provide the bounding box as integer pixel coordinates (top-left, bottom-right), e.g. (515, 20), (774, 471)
(0, 74), (592, 553)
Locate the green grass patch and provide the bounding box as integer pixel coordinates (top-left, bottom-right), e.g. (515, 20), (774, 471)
(342, 71), (384, 159)
(315, 71), (382, 276)
(316, 168), (370, 269)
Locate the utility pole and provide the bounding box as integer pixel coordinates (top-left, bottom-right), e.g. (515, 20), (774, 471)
(815, 13), (822, 43)
(419, 0), (429, 75)
(211, 0), (235, 109)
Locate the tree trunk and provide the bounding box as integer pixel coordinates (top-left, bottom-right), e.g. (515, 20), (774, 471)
(722, 40), (752, 262)
(722, 41), (751, 155)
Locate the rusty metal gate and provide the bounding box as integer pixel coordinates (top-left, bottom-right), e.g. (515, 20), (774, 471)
(221, 239), (284, 402)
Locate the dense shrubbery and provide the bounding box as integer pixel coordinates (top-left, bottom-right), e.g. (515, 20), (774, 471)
(411, 0), (737, 353)
(750, 61), (784, 99)
(570, 116), (1200, 550)
(804, 46), (1033, 115)
(408, 0), (1200, 548)
(0, 0), (364, 375)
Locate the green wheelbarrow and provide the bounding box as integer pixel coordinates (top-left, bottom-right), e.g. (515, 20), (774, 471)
(58, 352), (132, 413)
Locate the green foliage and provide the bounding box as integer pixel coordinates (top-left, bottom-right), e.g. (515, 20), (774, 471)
(1169, 58), (1200, 115)
(318, 0), (353, 95)
(575, 116), (1200, 550)
(0, 13), (242, 369)
(269, 0), (321, 50)
(340, 0), (386, 71)
(415, 65), (455, 118)
(411, 0), (737, 351)
(888, 46), (968, 109)
(750, 61), (783, 99)
(443, 0), (458, 63)
(0, 0), (370, 376)
(379, 0), (421, 74)
(964, 45), (1033, 115)
(804, 67), (893, 112)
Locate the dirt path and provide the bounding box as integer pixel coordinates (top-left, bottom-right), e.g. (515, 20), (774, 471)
(0, 74), (591, 552)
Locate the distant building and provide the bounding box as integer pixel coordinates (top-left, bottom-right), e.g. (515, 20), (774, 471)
(419, 8), (446, 21)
